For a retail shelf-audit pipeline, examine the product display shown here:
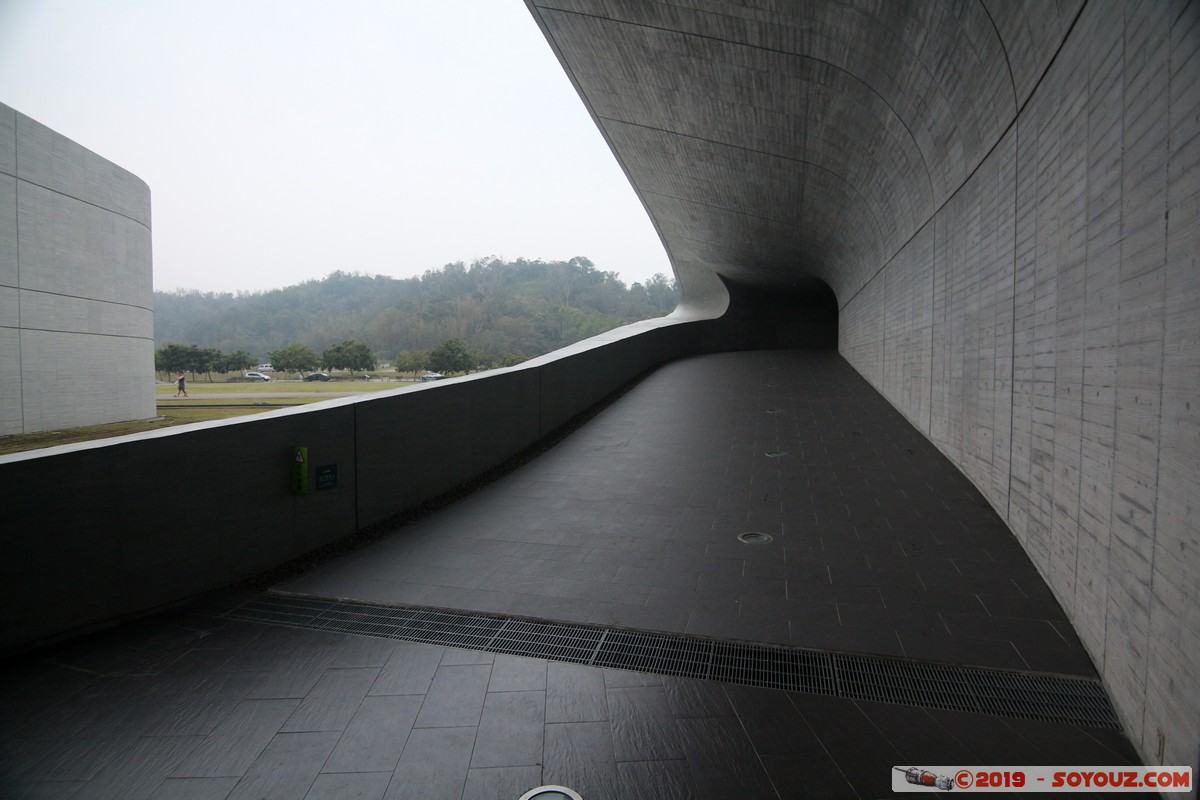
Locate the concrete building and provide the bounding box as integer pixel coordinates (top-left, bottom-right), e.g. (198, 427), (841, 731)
(0, 2), (1197, 796)
(0, 102), (155, 436)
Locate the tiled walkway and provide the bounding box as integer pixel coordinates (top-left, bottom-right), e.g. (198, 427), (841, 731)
(284, 351), (1088, 674)
(0, 352), (1149, 799)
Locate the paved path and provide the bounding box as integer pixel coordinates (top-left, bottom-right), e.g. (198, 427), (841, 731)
(159, 391), (360, 400)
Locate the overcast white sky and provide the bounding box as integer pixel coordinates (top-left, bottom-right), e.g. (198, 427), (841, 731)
(0, 0), (672, 294)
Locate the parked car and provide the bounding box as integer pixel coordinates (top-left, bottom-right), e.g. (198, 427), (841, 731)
(420, 373), (445, 381)
(304, 372), (331, 382)
(244, 372), (271, 382)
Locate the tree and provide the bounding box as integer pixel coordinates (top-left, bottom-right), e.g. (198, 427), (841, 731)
(643, 273), (679, 314)
(156, 344), (187, 376)
(153, 258), (678, 363)
(269, 342), (319, 374)
(322, 340), (375, 373)
(393, 349), (430, 375)
(217, 350), (257, 374)
(196, 348), (222, 381)
(156, 344), (259, 380)
(428, 339), (474, 375)
(155, 343), (200, 378)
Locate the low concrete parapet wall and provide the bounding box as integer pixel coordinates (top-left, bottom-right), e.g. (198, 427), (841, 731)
(0, 314), (719, 653)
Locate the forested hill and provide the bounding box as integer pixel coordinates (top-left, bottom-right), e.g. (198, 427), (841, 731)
(154, 257), (679, 365)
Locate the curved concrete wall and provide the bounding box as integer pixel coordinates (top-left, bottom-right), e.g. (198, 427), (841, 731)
(529, 0), (1199, 769)
(839, 2), (1199, 771)
(0, 103), (154, 436)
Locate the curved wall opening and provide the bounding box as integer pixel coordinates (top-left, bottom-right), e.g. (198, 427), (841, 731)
(716, 275), (838, 350)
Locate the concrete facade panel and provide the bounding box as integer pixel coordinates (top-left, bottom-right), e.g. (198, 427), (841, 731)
(828, 0), (1197, 769)
(0, 325), (19, 432)
(17, 182), (153, 308)
(0, 285), (18, 334)
(925, 128), (1017, 515)
(14, 109), (150, 227)
(0, 103), (14, 175)
(1143, 0), (1200, 767)
(881, 224), (934, 432)
(835, 0), (1200, 767)
(0, 173), (15, 288)
(18, 329), (154, 430)
(18, 288), (153, 338)
(1074, 8), (1125, 669)
(0, 103), (153, 435)
(981, 0), (1083, 108)
(837, 275), (883, 388)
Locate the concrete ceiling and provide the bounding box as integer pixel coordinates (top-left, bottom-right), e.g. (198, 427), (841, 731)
(526, 0), (1082, 309)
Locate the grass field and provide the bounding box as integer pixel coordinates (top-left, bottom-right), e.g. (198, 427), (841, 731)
(2, 379), (421, 456)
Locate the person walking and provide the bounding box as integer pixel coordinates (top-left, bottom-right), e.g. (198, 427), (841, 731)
(174, 371), (188, 397)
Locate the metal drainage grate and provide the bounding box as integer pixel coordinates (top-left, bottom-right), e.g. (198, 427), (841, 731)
(831, 653), (1118, 729)
(224, 593), (1119, 729)
(491, 619), (603, 664)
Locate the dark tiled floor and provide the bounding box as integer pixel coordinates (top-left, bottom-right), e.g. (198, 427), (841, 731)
(283, 351), (1092, 675)
(0, 352), (1151, 799)
(0, 603), (1147, 800)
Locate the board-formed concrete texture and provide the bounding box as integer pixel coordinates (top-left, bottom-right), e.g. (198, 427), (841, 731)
(0, 102), (154, 435)
(526, 0), (1199, 776)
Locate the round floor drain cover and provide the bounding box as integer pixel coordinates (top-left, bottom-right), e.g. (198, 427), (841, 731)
(764, 450), (787, 458)
(519, 787), (583, 800)
(738, 532), (773, 544)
